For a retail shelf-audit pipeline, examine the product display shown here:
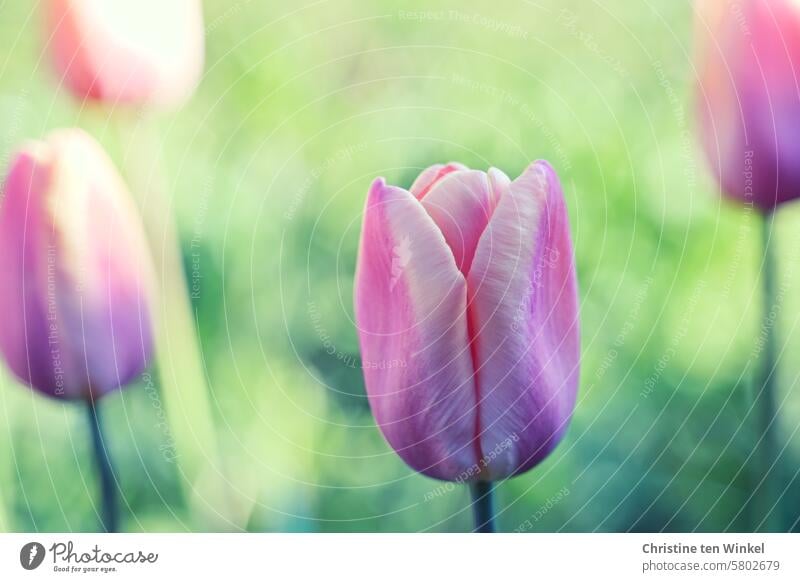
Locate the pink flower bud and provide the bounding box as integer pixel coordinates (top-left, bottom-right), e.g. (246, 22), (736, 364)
(0, 129), (155, 400)
(696, 0), (800, 210)
(354, 161), (580, 481)
(45, 0), (205, 107)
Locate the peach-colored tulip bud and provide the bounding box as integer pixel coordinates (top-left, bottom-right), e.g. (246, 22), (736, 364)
(0, 129), (155, 400)
(46, 0), (205, 107)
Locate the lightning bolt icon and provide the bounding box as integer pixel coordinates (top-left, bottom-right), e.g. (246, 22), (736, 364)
(28, 545), (38, 566)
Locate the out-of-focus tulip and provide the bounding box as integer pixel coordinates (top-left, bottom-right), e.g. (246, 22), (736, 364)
(354, 161), (580, 481)
(45, 0), (204, 107)
(696, 0), (800, 211)
(0, 129), (155, 400)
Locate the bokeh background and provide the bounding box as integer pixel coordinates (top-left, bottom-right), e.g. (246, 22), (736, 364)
(1, 0), (799, 532)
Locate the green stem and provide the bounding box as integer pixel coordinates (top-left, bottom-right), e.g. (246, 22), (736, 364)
(755, 212), (781, 531)
(87, 400), (118, 533)
(469, 481), (497, 533)
(114, 116), (233, 527)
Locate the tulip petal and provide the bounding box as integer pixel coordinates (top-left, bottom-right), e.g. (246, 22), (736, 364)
(0, 146), (79, 397)
(420, 169), (508, 275)
(409, 162), (468, 199)
(466, 161), (579, 479)
(355, 178), (480, 480)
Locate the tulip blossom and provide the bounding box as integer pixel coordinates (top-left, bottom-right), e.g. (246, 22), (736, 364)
(45, 0), (204, 107)
(0, 129), (155, 400)
(696, 0), (800, 210)
(354, 161), (580, 481)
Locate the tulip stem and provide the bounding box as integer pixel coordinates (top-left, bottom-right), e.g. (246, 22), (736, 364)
(114, 118), (231, 526)
(754, 212), (781, 531)
(469, 481), (497, 533)
(87, 400), (118, 533)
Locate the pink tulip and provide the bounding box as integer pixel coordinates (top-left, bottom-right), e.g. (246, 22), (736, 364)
(696, 0), (800, 210)
(45, 0), (205, 107)
(354, 161), (580, 481)
(0, 129), (155, 400)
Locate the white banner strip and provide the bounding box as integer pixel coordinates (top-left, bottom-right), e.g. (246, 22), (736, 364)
(1, 533), (798, 581)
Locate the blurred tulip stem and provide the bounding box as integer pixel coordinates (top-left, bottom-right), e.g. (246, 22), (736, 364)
(469, 481), (497, 533)
(87, 400), (118, 533)
(754, 212), (781, 531)
(113, 114), (235, 527)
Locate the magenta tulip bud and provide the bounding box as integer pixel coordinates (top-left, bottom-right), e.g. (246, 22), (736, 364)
(354, 161), (580, 481)
(696, 0), (800, 211)
(0, 129), (155, 400)
(45, 0), (205, 107)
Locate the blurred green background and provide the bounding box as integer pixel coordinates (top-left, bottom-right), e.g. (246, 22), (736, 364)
(1, 0), (799, 532)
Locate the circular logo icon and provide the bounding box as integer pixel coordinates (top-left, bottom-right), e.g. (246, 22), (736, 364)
(20, 542), (46, 570)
